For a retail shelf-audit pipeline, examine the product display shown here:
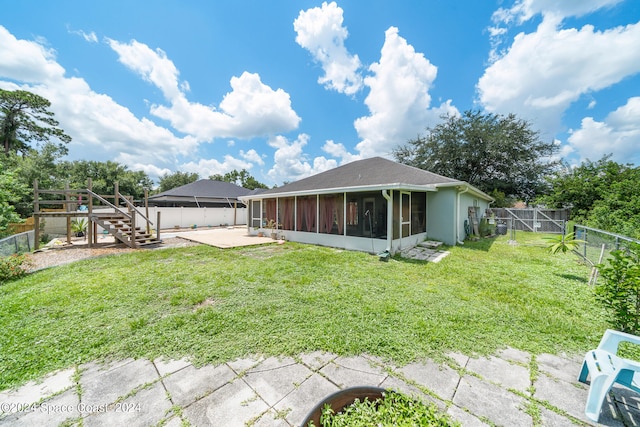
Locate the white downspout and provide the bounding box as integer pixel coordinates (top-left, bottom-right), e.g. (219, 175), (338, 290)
(456, 186), (469, 245)
(382, 190), (393, 253)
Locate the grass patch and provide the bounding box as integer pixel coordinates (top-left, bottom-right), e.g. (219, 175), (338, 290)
(0, 232), (607, 390)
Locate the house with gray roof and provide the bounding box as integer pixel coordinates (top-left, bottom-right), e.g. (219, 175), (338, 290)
(239, 157), (493, 254)
(148, 179), (253, 208)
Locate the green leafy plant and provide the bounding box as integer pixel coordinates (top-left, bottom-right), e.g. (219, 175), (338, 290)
(0, 254), (31, 284)
(544, 232), (584, 254)
(265, 219), (281, 238)
(312, 391), (459, 427)
(71, 218), (88, 237)
(595, 243), (640, 334)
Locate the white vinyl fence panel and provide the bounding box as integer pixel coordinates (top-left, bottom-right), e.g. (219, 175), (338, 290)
(42, 207), (247, 236)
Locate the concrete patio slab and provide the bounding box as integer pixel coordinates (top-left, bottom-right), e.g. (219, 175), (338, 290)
(252, 408), (292, 427)
(398, 359), (462, 401)
(465, 355), (531, 393)
(273, 372), (339, 426)
(537, 352), (584, 384)
(534, 371), (591, 421)
(299, 351), (336, 371)
(226, 356), (264, 374)
(1, 347), (628, 426)
(613, 385), (640, 426)
(243, 359), (314, 407)
(453, 374), (532, 426)
(319, 356), (388, 388)
(153, 357), (191, 377)
(79, 359), (159, 415)
(175, 227), (274, 248)
(0, 367), (75, 409)
(0, 388), (79, 427)
(447, 404), (490, 427)
(539, 406), (579, 427)
(83, 381), (172, 427)
(162, 363), (236, 406)
(182, 378), (269, 427)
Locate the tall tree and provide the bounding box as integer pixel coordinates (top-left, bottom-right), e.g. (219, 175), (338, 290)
(2, 142), (67, 217)
(0, 89), (71, 156)
(56, 160), (153, 201)
(0, 167), (27, 236)
(588, 167), (640, 239)
(393, 110), (559, 203)
(157, 171), (199, 193)
(538, 155), (629, 221)
(540, 155), (639, 237)
(210, 169), (268, 190)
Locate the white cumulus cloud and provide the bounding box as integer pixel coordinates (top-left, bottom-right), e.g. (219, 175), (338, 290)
(267, 134), (337, 184)
(494, 0), (624, 24)
(321, 140), (360, 164)
(568, 97), (640, 164)
(241, 149), (265, 166)
(354, 27), (458, 158)
(0, 26), (196, 173)
(108, 39), (301, 142)
(180, 155), (254, 179)
(294, 1), (363, 95)
(478, 17), (640, 136)
(108, 39), (183, 100)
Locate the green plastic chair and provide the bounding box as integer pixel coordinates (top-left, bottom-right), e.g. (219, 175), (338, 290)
(578, 329), (640, 422)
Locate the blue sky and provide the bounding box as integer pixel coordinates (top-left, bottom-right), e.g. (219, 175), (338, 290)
(1, 0), (639, 187)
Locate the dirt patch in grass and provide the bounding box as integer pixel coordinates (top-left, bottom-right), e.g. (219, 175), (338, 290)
(25, 237), (200, 272)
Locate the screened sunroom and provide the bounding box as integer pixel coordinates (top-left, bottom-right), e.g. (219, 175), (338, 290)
(240, 157), (493, 254)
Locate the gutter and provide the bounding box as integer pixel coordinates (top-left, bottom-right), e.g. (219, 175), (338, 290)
(456, 185), (469, 244)
(435, 181), (494, 201)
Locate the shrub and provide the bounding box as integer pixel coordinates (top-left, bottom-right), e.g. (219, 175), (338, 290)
(544, 232), (584, 254)
(595, 243), (640, 334)
(0, 254), (31, 284)
(314, 391), (459, 427)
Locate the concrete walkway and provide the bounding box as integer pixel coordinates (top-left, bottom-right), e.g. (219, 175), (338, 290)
(1, 348), (637, 426)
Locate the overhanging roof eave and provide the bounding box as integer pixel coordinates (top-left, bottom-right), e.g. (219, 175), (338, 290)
(239, 183), (438, 201)
(433, 182), (494, 201)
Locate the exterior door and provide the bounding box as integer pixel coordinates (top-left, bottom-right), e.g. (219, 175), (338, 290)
(363, 197), (375, 236)
(251, 200), (261, 228)
(400, 192), (411, 247)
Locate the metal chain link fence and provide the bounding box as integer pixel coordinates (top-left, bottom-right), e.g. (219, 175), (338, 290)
(574, 224), (639, 266)
(0, 231), (35, 257)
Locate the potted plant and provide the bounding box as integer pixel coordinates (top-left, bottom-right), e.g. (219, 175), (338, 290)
(253, 226), (265, 237)
(301, 386), (459, 426)
(266, 219), (280, 239)
(71, 218), (88, 238)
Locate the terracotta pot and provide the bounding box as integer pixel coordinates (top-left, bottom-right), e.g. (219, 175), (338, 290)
(300, 386), (386, 427)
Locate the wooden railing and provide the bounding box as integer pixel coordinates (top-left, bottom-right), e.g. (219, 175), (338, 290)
(33, 179), (160, 249)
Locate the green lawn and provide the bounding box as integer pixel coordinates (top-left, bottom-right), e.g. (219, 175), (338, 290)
(0, 232), (608, 391)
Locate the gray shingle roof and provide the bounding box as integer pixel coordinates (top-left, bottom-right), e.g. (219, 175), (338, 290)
(149, 179), (251, 200)
(258, 157), (461, 196)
